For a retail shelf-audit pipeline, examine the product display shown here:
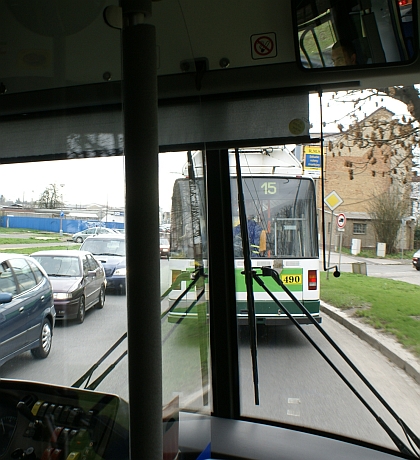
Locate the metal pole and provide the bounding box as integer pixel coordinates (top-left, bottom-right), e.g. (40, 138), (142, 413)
(326, 211), (334, 280)
(121, 2), (162, 459)
(338, 231), (343, 271)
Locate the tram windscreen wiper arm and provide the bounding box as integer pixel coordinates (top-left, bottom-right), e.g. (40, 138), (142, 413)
(254, 267), (420, 457)
(235, 149), (259, 405)
(72, 333), (127, 389)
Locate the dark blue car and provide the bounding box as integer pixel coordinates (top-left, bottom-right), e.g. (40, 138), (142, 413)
(0, 253), (55, 367)
(80, 235), (126, 294)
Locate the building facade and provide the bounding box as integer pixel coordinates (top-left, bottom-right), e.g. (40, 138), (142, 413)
(308, 108), (415, 252)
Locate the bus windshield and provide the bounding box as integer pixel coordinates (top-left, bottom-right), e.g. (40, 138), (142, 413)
(231, 177), (318, 259)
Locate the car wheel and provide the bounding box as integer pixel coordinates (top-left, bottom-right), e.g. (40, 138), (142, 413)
(31, 318), (52, 359)
(96, 285), (105, 309)
(77, 296), (86, 323)
(76, 236), (83, 243)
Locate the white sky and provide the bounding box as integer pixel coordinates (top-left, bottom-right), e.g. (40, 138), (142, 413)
(0, 91), (414, 212)
(309, 90), (412, 134)
(0, 151), (187, 212)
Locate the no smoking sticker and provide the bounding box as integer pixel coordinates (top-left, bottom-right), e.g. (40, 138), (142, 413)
(251, 33), (277, 59)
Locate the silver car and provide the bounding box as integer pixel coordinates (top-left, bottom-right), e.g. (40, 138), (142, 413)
(72, 227), (116, 243)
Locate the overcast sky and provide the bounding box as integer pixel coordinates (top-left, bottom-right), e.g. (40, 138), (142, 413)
(0, 151), (187, 212)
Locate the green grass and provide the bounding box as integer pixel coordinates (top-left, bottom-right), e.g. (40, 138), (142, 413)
(0, 237), (63, 244)
(321, 272), (420, 357)
(0, 228), (59, 235)
(0, 245), (78, 255)
(0, 227), (71, 247)
(339, 246), (413, 260)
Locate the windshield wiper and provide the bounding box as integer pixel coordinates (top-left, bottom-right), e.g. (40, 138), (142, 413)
(94, 252), (124, 256)
(253, 267), (420, 458)
(235, 148), (259, 406)
(72, 333), (127, 389)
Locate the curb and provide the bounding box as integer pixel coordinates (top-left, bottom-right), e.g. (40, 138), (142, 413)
(320, 302), (420, 385)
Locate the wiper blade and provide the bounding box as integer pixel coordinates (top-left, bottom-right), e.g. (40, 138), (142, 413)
(235, 148), (259, 406)
(95, 252), (123, 256)
(72, 333), (127, 389)
(86, 351), (128, 391)
(254, 267), (420, 458)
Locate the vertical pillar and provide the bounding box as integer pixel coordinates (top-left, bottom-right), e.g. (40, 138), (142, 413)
(121, 1), (162, 459)
(206, 149), (241, 419)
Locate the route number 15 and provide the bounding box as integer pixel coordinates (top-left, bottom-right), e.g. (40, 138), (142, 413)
(261, 182), (277, 195)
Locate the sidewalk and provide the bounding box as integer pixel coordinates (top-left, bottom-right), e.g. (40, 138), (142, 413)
(320, 250), (420, 385)
(321, 302), (420, 385)
(322, 250), (412, 268)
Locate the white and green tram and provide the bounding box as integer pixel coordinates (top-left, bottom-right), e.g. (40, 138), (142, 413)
(167, 148), (320, 325)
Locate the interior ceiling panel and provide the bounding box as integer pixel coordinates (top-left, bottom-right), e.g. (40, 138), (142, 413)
(1, 0), (419, 109)
(0, 0), (293, 96)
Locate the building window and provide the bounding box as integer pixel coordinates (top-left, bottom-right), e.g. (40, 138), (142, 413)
(353, 223), (367, 234)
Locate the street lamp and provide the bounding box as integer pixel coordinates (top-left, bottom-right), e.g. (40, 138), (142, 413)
(59, 184), (65, 235)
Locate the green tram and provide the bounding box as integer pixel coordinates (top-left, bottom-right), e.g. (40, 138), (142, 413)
(167, 149), (320, 325)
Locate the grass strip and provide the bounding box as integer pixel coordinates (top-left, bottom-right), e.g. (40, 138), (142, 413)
(0, 246), (79, 255)
(0, 237), (64, 244)
(320, 272), (420, 357)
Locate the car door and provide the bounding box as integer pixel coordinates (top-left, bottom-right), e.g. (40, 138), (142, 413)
(0, 261), (26, 361)
(8, 257), (46, 347)
(87, 254), (103, 304)
(82, 255), (97, 309)
(84, 228), (96, 240)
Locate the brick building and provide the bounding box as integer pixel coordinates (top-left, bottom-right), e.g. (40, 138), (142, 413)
(309, 108), (414, 252)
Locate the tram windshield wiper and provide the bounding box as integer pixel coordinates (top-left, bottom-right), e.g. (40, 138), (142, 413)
(253, 266), (420, 458)
(72, 333), (127, 390)
(235, 149), (259, 406)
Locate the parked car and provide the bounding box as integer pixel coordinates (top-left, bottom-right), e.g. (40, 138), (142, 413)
(412, 249), (420, 270)
(72, 227), (116, 243)
(31, 250), (106, 324)
(0, 253), (55, 367)
(160, 237), (170, 259)
(80, 235), (126, 294)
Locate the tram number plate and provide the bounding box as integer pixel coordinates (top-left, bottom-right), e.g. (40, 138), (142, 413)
(281, 274), (302, 285)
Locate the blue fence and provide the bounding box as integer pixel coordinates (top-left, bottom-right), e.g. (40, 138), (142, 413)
(0, 216), (124, 234)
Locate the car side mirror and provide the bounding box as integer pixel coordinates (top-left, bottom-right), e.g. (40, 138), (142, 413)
(0, 293), (13, 304)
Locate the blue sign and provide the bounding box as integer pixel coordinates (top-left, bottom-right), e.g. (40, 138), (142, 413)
(305, 153), (321, 168)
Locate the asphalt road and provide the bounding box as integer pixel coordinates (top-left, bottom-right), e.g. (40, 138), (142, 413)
(0, 258), (419, 454)
(0, 243), (418, 451)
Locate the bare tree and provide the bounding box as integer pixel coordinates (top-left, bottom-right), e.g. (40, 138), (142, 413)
(367, 189), (409, 253)
(37, 184), (64, 209)
(324, 85), (419, 183)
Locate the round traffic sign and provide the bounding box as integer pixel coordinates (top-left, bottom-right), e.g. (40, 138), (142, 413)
(337, 213), (346, 228)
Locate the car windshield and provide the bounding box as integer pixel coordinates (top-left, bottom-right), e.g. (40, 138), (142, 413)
(32, 256), (81, 277)
(82, 239), (126, 257)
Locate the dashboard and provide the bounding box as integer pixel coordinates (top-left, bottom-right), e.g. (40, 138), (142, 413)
(0, 379), (128, 460)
